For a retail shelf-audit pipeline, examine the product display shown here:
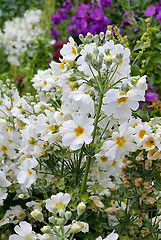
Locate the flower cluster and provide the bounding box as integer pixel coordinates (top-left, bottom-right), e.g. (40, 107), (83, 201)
(0, 30), (161, 238)
(0, 9), (43, 66)
(67, 3), (110, 36)
(144, 1), (161, 23)
(4, 191), (118, 240)
(51, 1), (111, 39)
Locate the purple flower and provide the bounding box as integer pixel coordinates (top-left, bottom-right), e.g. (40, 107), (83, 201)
(67, 24), (77, 35)
(100, 0), (112, 8)
(51, 8), (67, 25)
(57, 8), (67, 20)
(63, 0), (73, 11)
(51, 27), (59, 39)
(90, 9), (105, 22)
(75, 9), (88, 19)
(148, 85), (158, 91)
(144, 5), (156, 16)
(145, 92), (158, 102)
(104, 16), (110, 25)
(76, 3), (91, 12)
(51, 13), (61, 25)
(156, 11), (161, 23)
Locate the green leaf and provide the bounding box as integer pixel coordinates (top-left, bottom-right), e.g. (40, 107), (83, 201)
(154, 44), (161, 51)
(152, 57), (161, 64)
(131, 64), (140, 75)
(156, 31), (161, 39)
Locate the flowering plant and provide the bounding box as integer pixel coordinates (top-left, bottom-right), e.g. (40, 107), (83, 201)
(0, 28), (161, 239)
(0, 9), (43, 66)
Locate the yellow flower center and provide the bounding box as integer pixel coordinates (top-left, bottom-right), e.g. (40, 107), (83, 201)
(43, 80), (47, 85)
(149, 148), (157, 157)
(1, 145), (8, 152)
(18, 211), (24, 217)
(74, 125), (84, 137)
(145, 137), (155, 148)
(118, 59), (123, 66)
(138, 129), (146, 139)
(0, 218), (6, 223)
(11, 97), (14, 101)
(27, 169), (32, 176)
(29, 138), (35, 144)
(71, 47), (76, 56)
(100, 155), (108, 162)
(40, 151), (45, 156)
(69, 83), (76, 91)
(60, 59), (65, 69)
(49, 125), (56, 131)
(112, 159), (117, 166)
(117, 97), (129, 104)
(25, 234), (32, 240)
(55, 202), (64, 209)
(115, 136), (126, 147)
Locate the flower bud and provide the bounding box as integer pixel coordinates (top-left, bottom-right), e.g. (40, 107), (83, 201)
(71, 223), (81, 233)
(59, 209), (65, 218)
(50, 205), (58, 214)
(18, 194), (25, 199)
(99, 53), (104, 62)
(56, 217), (64, 226)
(86, 32), (93, 42)
(30, 209), (44, 222)
(6, 79), (11, 86)
(99, 32), (104, 40)
(79, 34), (84, 42)
(77, 202), (86, 216)
(65, 211), (72, 220)
(94, 34), (99, 44)
(84, 53), (93, 65)
(49, 216), (56, 224)
(105, 30), (111, 40)
(41, 226), (51, 233)
(93, 48), (99, 58)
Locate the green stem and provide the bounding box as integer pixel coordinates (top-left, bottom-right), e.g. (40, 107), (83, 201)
(99, 120), (110, 140)
(81, 93), (103, 195)
(80, 156), (91, 195)
(92, 93), (103, 143)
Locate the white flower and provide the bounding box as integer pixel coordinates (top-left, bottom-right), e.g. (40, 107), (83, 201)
(68, 90), (95, 116)
(59, 113), (94, 150)
(60, 37), (78, 61)
(103, 88), (140, 123)
(77, 42), (97, 76)
(9, 221), (37, 240)
(17, 157), (38, 188)
(26, 200), (42, 211)
(109, 44), (131, 84)
(0, 188), (8, 206)
(134, 122), (151, 146)
(5, 205), (25, 224)
(1, 9), (42, 66)
(96, 230), (119, 240)
(102, 122), (136, 160)
(45, 192), (71, 213)
(0, 170), (11, 187)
